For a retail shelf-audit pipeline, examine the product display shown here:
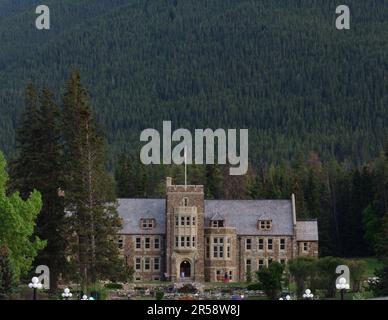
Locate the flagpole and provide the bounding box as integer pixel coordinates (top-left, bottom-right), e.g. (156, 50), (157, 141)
(184, 146), (187, 188)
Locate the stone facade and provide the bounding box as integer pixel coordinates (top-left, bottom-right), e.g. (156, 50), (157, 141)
(118, 178), (319, 282)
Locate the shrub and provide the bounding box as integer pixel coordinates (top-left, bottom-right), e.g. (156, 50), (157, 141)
(246, 283), (262, 291)
(257, 262), (284, 300)
(88, 282), (108, 300)
(347, 260), (367, 292)
(155, 290), (164, 300)
(370, 260), (388, 297)
(105, 283), (123, 290)
(288, 256), (316, 298)
(0, 246), (15, 299)
(315, 256), (345, 298)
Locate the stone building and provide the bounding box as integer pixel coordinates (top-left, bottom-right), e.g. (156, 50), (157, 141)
(117, 177), (318, 282)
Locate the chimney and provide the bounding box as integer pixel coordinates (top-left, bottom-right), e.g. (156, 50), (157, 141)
(291, 193), (297, 226)
(166, 177), (173, 187)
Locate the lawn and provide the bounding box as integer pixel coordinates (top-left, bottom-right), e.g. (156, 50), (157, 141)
(351, 257), (383, 277)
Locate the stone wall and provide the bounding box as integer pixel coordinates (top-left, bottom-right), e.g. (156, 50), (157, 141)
(122, 234), (165, 281)
(297, 241), (319, 258)
(204, 227), (237, 282)
(238, 236), (294, 281)
(165, 181), (205, 282)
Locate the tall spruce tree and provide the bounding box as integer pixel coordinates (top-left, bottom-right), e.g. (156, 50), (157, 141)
(62, 70), (122, 288)
(11, 85), (65, 291)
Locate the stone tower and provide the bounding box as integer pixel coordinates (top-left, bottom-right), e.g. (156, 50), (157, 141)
(165, 177), (205, 282)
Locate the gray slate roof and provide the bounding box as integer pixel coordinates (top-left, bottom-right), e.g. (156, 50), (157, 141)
(296, 220), (319, 241)
(118, 198), (297, 236)
(118, 199), (165, 234)
(204, 200), (294, 236)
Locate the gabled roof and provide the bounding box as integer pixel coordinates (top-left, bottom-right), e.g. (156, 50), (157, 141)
(118, 199), (165, 234)
(117, 198), (295, 236)
(296, 220), (319, 241)
(209, 212), (225, 221)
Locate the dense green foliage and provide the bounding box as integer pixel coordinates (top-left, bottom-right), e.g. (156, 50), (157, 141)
(61, 71), (123, 287)
(0, 246), (15, 298)
(0, 0), (387, 166)
(288, 256), (316, 297)
(10, 84), (66, 291)
(256, 262), (284, 299)
(0, 152), (45, 280)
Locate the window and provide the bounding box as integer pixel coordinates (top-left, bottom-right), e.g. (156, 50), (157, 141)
(135, 237), (141, 250)
(186, 216), (190, 226)
(206, 238), (210, 259)
(280, 259), (286, 265)
(183, 197), (189, 207)
(144, 258), (150, 270)
(181, 217), (185, 226)
(280, 238), (286, 251)
(229, 270), (233, 280)
(154, 258), (160, 271)
(246, 259), (251, 272)
(154, 237), (160, 250)
(268, 258), (273, 265)
(117, 237), (123, 249)
(192, 236), (196, 247)
(135, 258), (141, 271)
(192, 217), (196, 226)
(246, 238), (252, 250)
(186, 236), (190, 247)
(175, 236), (179, 248)
(145, 237), (151, 249)
(267, 238), (273, 251)
(303, 242), (309, 252)
(258, 238), (264, 250)
(258, 220), (272, 231)
(258, 259), (265, 270)
(141, 219), (155, 230)
(211, 220), (224, 228)
(180, 236), (185, 247)
(211, 237), (228, 259)
(175, 216), (179, 226)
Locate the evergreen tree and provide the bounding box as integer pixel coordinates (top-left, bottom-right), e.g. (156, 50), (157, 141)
(205, 164), (223, 199)
(62, 70), (122, 288)
(11, 86), (66, 291)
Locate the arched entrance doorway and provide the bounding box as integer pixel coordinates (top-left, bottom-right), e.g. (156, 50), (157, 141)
(180, 260), (191, 278)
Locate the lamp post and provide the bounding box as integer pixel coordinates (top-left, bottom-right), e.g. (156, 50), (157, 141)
(62, 288), (73, 300)
(28, 277), (43, 300)
(336, 277), (350, 300)
(302, 289), (314, 300)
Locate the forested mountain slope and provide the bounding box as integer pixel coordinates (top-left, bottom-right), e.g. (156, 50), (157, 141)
(0, 0), (387, 165)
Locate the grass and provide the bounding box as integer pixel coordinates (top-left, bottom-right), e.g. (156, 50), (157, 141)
(351, 257), (383, 277)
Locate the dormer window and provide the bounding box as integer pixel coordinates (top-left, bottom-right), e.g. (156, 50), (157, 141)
(211, 220), (224, 228)
(258, 220), (272, 231)
(141, 218), (155, 230)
